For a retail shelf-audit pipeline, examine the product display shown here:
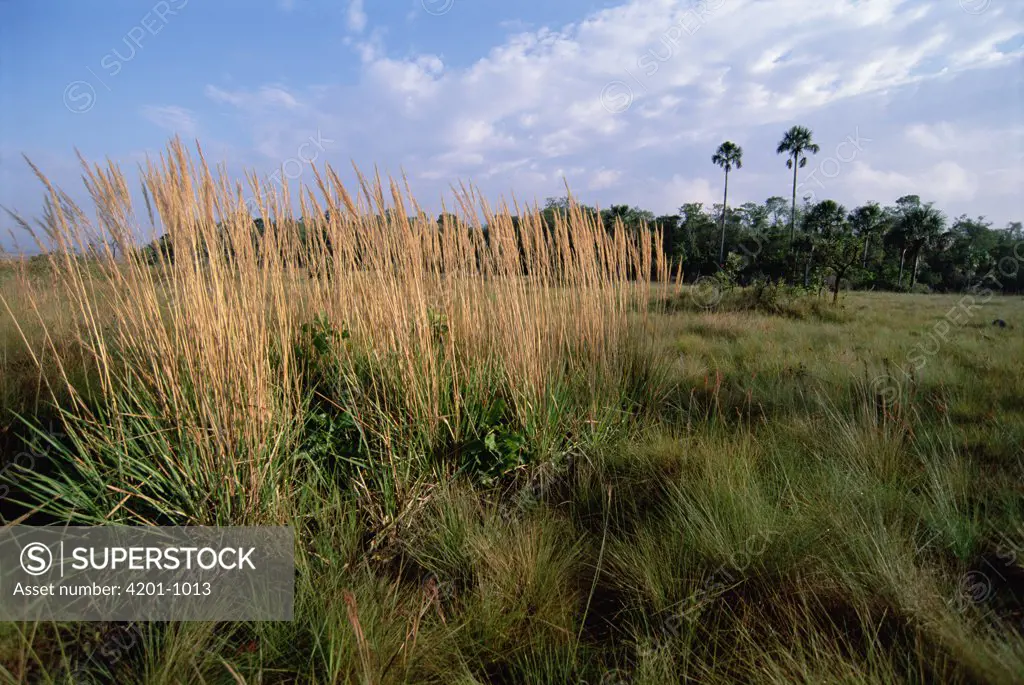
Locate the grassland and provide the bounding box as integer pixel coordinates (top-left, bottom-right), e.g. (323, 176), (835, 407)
(0, 141), (1022, 684)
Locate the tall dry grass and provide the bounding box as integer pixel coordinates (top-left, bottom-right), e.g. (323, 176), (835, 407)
(2, 138), (670, 524)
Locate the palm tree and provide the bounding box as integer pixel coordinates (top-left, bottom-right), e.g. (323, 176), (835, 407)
(885, 197), (946, 289)
(776, 126), (820, 249)
(902, 204), (947, 288)
(712, 141), (743, 265)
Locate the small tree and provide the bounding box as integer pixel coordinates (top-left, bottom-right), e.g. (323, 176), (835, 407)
(801, 200), (846, 288)
(820, 214), (864, 303)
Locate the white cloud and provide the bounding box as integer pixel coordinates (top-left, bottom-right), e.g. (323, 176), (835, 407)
(589, 168), (622, 190)
(141, 105), (197, 137)
(499, 19), (533, 33)
(205, 85), (300, 110)
(649, 175), (717, 211)
(847, 160), (979, 203)
(905, 122), (958, 151)
(355, 0), (1012, 157)
(905, 122), (1024, 155)
(347, 0), (367, 33)
(190, 0), (1023, 222)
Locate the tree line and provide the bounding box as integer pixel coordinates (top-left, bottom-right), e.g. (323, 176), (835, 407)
(138, 124), (1021, 298)
(541, 125), (1022, 298)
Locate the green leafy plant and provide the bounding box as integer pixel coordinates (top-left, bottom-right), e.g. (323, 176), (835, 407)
(427, 307), (449, 344)
(299, 313), (349, 358)
(294, 313), (350, 390)
(458, 398), (530, 484)
(296, 408), (366, 475)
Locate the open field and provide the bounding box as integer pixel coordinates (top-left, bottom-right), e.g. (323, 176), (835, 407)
(1, 143), (1022, 684)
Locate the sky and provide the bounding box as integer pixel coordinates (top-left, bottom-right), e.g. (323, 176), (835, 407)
(0, 0), (1021, 251)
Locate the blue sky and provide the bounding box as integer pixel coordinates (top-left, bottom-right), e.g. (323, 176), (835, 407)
(1, 0), (1021, 250)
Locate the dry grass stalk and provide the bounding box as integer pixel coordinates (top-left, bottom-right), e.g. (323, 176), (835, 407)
(4, 137), (669, 521)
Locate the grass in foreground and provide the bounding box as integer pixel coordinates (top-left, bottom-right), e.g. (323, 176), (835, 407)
(0, 139), (1022, 683)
